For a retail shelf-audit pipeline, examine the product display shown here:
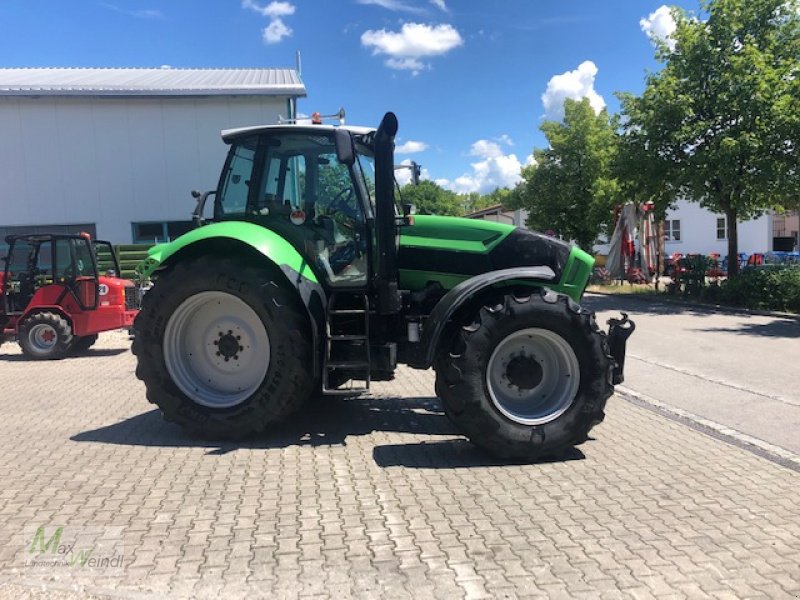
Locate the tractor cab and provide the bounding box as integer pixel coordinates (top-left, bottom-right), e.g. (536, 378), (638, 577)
(0, 234), (140, 359)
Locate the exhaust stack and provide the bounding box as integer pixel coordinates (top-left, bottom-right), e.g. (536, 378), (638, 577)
(373, 112), (401, 315)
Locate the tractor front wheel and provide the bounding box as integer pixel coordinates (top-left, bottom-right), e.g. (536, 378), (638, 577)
(18, 311), (74, 360)
(434, 289), (614, 460)
(132, 257), (314, 439)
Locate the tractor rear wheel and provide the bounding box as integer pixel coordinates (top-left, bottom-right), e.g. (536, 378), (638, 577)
(133, 257), (314, 439)
(18, 311), (74, 360)
(434, 289), (614, 460)
(72, 334), (99, 354)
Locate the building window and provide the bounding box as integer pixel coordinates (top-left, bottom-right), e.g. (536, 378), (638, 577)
(132, 221), (193, 244)
(716, 217), (727, 240)
(665, 219), (681, 242)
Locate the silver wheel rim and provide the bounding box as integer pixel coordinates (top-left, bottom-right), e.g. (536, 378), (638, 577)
(486, 328), (580, 426)
(163, 291), (270, 409)
(28, 323), (58, 354)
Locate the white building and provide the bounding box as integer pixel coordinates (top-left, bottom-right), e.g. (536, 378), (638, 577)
(0, 67), (305, 244)
(662, 198), (775, 256)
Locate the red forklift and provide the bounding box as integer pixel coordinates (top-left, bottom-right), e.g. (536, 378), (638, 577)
(0, 233), (140, 359)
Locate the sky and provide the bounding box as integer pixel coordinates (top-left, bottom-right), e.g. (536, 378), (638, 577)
(0, 0), (698, 194)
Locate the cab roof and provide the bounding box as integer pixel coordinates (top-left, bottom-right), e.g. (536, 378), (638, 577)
(221, 123), (375, 144)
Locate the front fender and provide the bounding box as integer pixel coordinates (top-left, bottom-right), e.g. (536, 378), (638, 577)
(408, 266), (556, 369)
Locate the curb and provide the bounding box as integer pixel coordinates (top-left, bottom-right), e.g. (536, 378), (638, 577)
(617, 385), (800, 473)
(587, 289), (800, 322)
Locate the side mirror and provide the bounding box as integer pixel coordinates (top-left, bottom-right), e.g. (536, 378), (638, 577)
(334, 129), (355, 166)
(191, 189), (202, 199)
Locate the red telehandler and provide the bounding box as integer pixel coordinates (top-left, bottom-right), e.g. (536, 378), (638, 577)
(0, 233), (139, 359)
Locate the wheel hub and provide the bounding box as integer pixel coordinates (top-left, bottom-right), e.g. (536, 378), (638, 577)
(215, 331), (243, 361)
(505, 355), (543, 390)
(486, 328), (581, 426)
(163, 291), (270, 409)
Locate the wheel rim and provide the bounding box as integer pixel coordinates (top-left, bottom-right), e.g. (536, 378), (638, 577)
(163, 291), (270, 409)
(27, 323), (59, 354)
(486, 328), (580, 426)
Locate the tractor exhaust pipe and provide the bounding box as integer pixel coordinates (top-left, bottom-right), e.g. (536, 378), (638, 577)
(373, 112), (401, 315)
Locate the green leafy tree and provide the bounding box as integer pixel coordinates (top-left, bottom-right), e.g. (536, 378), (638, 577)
(398, 180), (462, 216)
(619, 0), (800, 275)
(511, 98), (619, 251)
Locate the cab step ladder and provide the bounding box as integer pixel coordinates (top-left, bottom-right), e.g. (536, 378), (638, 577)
(322, 292), (371, 395)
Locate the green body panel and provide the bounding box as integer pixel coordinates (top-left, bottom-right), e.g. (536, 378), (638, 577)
(399, 215), (514, 253)
(397, 215), (593, 302)
(136, 221), (319, 284)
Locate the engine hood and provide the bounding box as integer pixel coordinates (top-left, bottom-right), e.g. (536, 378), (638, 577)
(398, 215), (576, 291)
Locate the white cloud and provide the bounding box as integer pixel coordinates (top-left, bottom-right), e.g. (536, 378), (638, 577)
(242, 0), (295, 17)
(496, 134), (514, 147)
(361, 23), (464, 72)
(263, 18), (292, 43)
(439, 137), (531, 194)
(640, 5), (677, 51)
(469, 139), (503, 159)
(355, 0), (425, 14)
(395, 159), (430, 186)
(395, 140), (429, 154)
(243, 0), (295, 44)
(99, 2), (163, 19)
(541, 60), (606, 121)
(430, 0), (448, 11)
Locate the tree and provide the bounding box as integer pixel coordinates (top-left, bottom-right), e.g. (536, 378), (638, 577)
(619, 0), (800, 275)
(398, 180), (462, 216)
(511, 98), (619, 251)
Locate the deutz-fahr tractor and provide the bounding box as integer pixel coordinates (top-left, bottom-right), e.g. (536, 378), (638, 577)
(1, 233), (140, 359)
(133, 112), (633, 459)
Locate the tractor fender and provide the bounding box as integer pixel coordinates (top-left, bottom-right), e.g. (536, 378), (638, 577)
(138, 222), (327, 375)
(410, 266), (556, 369)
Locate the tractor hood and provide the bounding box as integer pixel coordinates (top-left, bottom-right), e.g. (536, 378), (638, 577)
(398, 215), (592, 299)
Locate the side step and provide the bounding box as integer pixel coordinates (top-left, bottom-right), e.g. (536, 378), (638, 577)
(322, 293), (371, 395)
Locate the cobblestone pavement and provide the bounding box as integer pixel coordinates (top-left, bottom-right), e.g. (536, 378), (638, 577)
(0, 332), (798, 599)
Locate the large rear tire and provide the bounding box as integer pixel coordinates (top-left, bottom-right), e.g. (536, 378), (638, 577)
(18, 311), (74, 360)
(434, 289), (614, 460)
(132, 257), (314, 439)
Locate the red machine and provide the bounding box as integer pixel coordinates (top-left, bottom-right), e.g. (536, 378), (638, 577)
(0, 233), (140, 359)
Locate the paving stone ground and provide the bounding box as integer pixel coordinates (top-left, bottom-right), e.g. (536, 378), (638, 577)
(0, 332), (798, 599)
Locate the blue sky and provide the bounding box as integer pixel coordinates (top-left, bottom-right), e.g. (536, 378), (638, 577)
(0, 0), (697, 194)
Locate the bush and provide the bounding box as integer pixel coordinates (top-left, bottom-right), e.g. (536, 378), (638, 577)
(715, 266), (800, 312)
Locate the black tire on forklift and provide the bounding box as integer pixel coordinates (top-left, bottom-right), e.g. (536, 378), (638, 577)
(18, 311), (74, 360)
(132, 256), (314, 439)
(434, 288), (614, 461)
(72, 334), (99, 354)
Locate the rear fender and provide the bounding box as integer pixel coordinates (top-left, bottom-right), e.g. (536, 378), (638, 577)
(409, 266), (556, 369)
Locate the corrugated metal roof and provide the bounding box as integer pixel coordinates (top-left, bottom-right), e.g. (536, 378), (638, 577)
(0, 67), (306, 97)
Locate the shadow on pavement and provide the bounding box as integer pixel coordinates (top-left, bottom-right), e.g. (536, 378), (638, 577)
(701, 319), (800, 338)
(0, 348), (129, 361)
(71, 395), (585, 467)
(372, 440), (585, 469)
(582, 293), (722, 318)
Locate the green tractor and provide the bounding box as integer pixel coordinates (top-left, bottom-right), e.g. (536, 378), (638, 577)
(133, 112), (633, 459)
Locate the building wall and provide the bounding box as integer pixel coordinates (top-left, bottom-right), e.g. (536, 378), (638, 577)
(663, 199), (772, 256)
(0, 95), (287, 242)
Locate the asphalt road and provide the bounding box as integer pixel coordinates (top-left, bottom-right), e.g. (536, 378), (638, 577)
(583, 293), (800, 457)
